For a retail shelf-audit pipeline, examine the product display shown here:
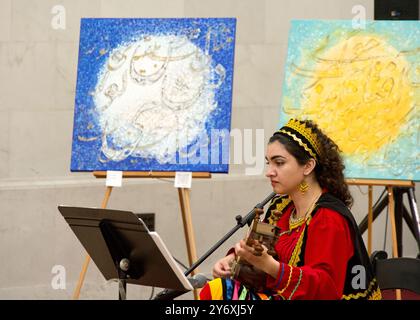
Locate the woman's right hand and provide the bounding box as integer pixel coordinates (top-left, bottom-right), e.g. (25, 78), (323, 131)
(212, 252), (235, 279)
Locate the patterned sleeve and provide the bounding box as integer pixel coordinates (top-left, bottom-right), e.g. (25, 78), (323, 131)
(266, 208), (354, 299)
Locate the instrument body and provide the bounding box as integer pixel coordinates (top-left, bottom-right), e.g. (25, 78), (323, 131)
(231, 209), (280, 291)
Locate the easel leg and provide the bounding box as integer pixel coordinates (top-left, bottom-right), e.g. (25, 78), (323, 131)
(394, 189), (404, 257)
(72, 186), (113, 300)
(368, 186), (373, 255)
(358, 191), (388, 234)
(387, 187), (401, 300)
(178, 188), (199, 300)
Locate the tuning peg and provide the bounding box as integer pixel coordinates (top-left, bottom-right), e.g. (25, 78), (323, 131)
(254, 208), (264, 218)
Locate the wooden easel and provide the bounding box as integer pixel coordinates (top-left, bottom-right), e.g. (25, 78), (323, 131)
(72, 171), (211, 300)
(346, 179), (416, 300)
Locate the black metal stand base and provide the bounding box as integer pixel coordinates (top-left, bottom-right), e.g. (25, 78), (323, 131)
(358, 186), (420, 257)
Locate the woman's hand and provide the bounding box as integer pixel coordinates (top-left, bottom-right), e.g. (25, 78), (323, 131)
(235, 239), (279, 278)
(212, 252), (235, 279)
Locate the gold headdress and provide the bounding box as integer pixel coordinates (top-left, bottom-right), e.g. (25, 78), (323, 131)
(276, 119), (322, 160)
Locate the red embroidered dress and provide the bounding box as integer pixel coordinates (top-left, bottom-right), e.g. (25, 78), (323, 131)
(200, 193), (381, 300)
(264, 204), (353, 299)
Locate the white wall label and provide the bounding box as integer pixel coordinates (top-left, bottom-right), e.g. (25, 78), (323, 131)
(174, 172), (192, 189)
(106, 170), (123, 187)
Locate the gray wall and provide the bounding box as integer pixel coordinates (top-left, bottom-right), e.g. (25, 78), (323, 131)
(0, 0), (418, 299)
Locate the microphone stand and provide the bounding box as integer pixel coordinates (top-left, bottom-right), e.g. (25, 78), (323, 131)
(184, 191), (276, 276)
(153, 191), (276, 300)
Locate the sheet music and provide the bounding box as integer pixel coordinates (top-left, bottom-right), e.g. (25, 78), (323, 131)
(148, 232), (194, 291)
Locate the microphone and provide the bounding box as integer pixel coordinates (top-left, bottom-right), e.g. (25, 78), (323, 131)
(153, 273), (209, 300)
(188, 273), (209, 288)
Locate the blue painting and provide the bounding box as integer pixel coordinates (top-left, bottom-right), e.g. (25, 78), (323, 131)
(71, 18), (236, 172)
(280, 20), (419, 181)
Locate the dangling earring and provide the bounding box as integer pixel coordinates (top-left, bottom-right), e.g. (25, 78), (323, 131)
(299, 180), (309, 194)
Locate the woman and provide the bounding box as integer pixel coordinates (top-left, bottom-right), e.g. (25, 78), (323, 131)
(200, 118), (381, 300)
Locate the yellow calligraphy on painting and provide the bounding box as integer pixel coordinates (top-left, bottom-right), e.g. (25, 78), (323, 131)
(296, 35), (414, 160)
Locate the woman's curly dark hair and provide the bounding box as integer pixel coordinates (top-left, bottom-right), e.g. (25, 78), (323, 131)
(269, 120), (353, 208)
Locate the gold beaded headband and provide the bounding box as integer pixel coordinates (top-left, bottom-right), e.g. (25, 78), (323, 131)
(276, 119), (322, 160)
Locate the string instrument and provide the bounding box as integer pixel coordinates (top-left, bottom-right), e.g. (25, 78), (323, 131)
(230, 208), (280, 291)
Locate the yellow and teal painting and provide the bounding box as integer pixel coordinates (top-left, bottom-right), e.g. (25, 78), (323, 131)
(280, 20), (419, 181)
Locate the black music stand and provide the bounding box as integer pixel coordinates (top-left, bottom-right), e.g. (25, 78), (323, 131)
(58, 206), (193, 300)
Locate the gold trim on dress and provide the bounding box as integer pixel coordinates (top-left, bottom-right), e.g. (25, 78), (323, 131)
(277, 265), (294, 295)
(288, 225), (307, 267)
(288, 268), (303, 300)
(268, 197), (291, 225)
(342, 278), (382, 300)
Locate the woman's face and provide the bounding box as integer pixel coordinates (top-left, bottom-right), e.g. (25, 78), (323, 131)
(265, 141), (306, 195)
